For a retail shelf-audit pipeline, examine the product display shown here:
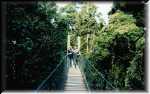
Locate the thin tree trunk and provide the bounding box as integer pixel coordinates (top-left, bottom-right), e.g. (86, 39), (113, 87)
(86, 34), (89, 53)
(77, 36), (81, 54)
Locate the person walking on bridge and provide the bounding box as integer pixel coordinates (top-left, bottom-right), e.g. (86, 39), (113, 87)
(73, 47), (80, 68)
(67, 47), (74, 67)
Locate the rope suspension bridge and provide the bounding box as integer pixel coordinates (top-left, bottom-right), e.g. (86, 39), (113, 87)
(35, 52), (116, 92)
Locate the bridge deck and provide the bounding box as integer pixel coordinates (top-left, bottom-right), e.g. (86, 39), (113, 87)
(64, 65), (87, 91)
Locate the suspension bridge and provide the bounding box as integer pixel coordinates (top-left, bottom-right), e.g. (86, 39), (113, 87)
(35, 53), (116, 92)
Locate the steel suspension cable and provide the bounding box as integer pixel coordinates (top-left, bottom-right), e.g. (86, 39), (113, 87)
(85, 59), (116, 89)
(80, 56), (116, 89)
(78, 59), (90, 91)
(36, 54), (67, 91)
(79, 56), (107, 91)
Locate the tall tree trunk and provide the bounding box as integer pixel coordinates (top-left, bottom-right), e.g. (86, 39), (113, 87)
(77, 36), (80, 54)
(86, 34), (89, 53)
(67, 33), (71, 49)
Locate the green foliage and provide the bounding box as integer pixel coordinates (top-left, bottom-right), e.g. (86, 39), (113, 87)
(74, 3), (99, 35)
(73, 3), (101, 55)
(136, 37), (145, 51)
(109, 11), (139, 34)
(125, 53), (144, 90)
(6, 2), (67, 90)
(61, 2), (102, 54)
(109, 2), (145, 27)
(83, 9), (145, 90)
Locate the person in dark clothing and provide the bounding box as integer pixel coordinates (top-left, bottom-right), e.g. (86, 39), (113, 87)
(73, 47), (80, 68)
(67, 47), (74, 67)
(67, 47), (80, 68)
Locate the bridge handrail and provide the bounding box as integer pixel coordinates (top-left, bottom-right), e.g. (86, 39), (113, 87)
(80, 56), (116, 89)
(36, 54), (67, 91)
(78, 60), (90, 91)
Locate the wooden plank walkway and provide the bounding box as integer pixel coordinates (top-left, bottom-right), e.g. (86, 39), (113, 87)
(64, 65), (87, 91)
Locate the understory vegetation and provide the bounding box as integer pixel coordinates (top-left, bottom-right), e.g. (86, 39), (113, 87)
(82, 3), (145, 90)
(6, 2), (67, 90)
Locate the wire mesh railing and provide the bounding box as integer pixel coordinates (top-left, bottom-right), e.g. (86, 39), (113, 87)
(35, 54), (68, 91)
(78, 58), (90, 91)
(79, 56), (116, 91)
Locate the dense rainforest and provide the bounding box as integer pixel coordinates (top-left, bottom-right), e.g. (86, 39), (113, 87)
(2, 1), (145, 91)
(5, 2), (68, 90)
(79, 2), (145, 90)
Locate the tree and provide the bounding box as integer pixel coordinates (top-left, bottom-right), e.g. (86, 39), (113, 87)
(74, 3), (100, 54)
(85, 10), (145, 90)
(109, 2), (145, 27)
(6, 1), (67, 90)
